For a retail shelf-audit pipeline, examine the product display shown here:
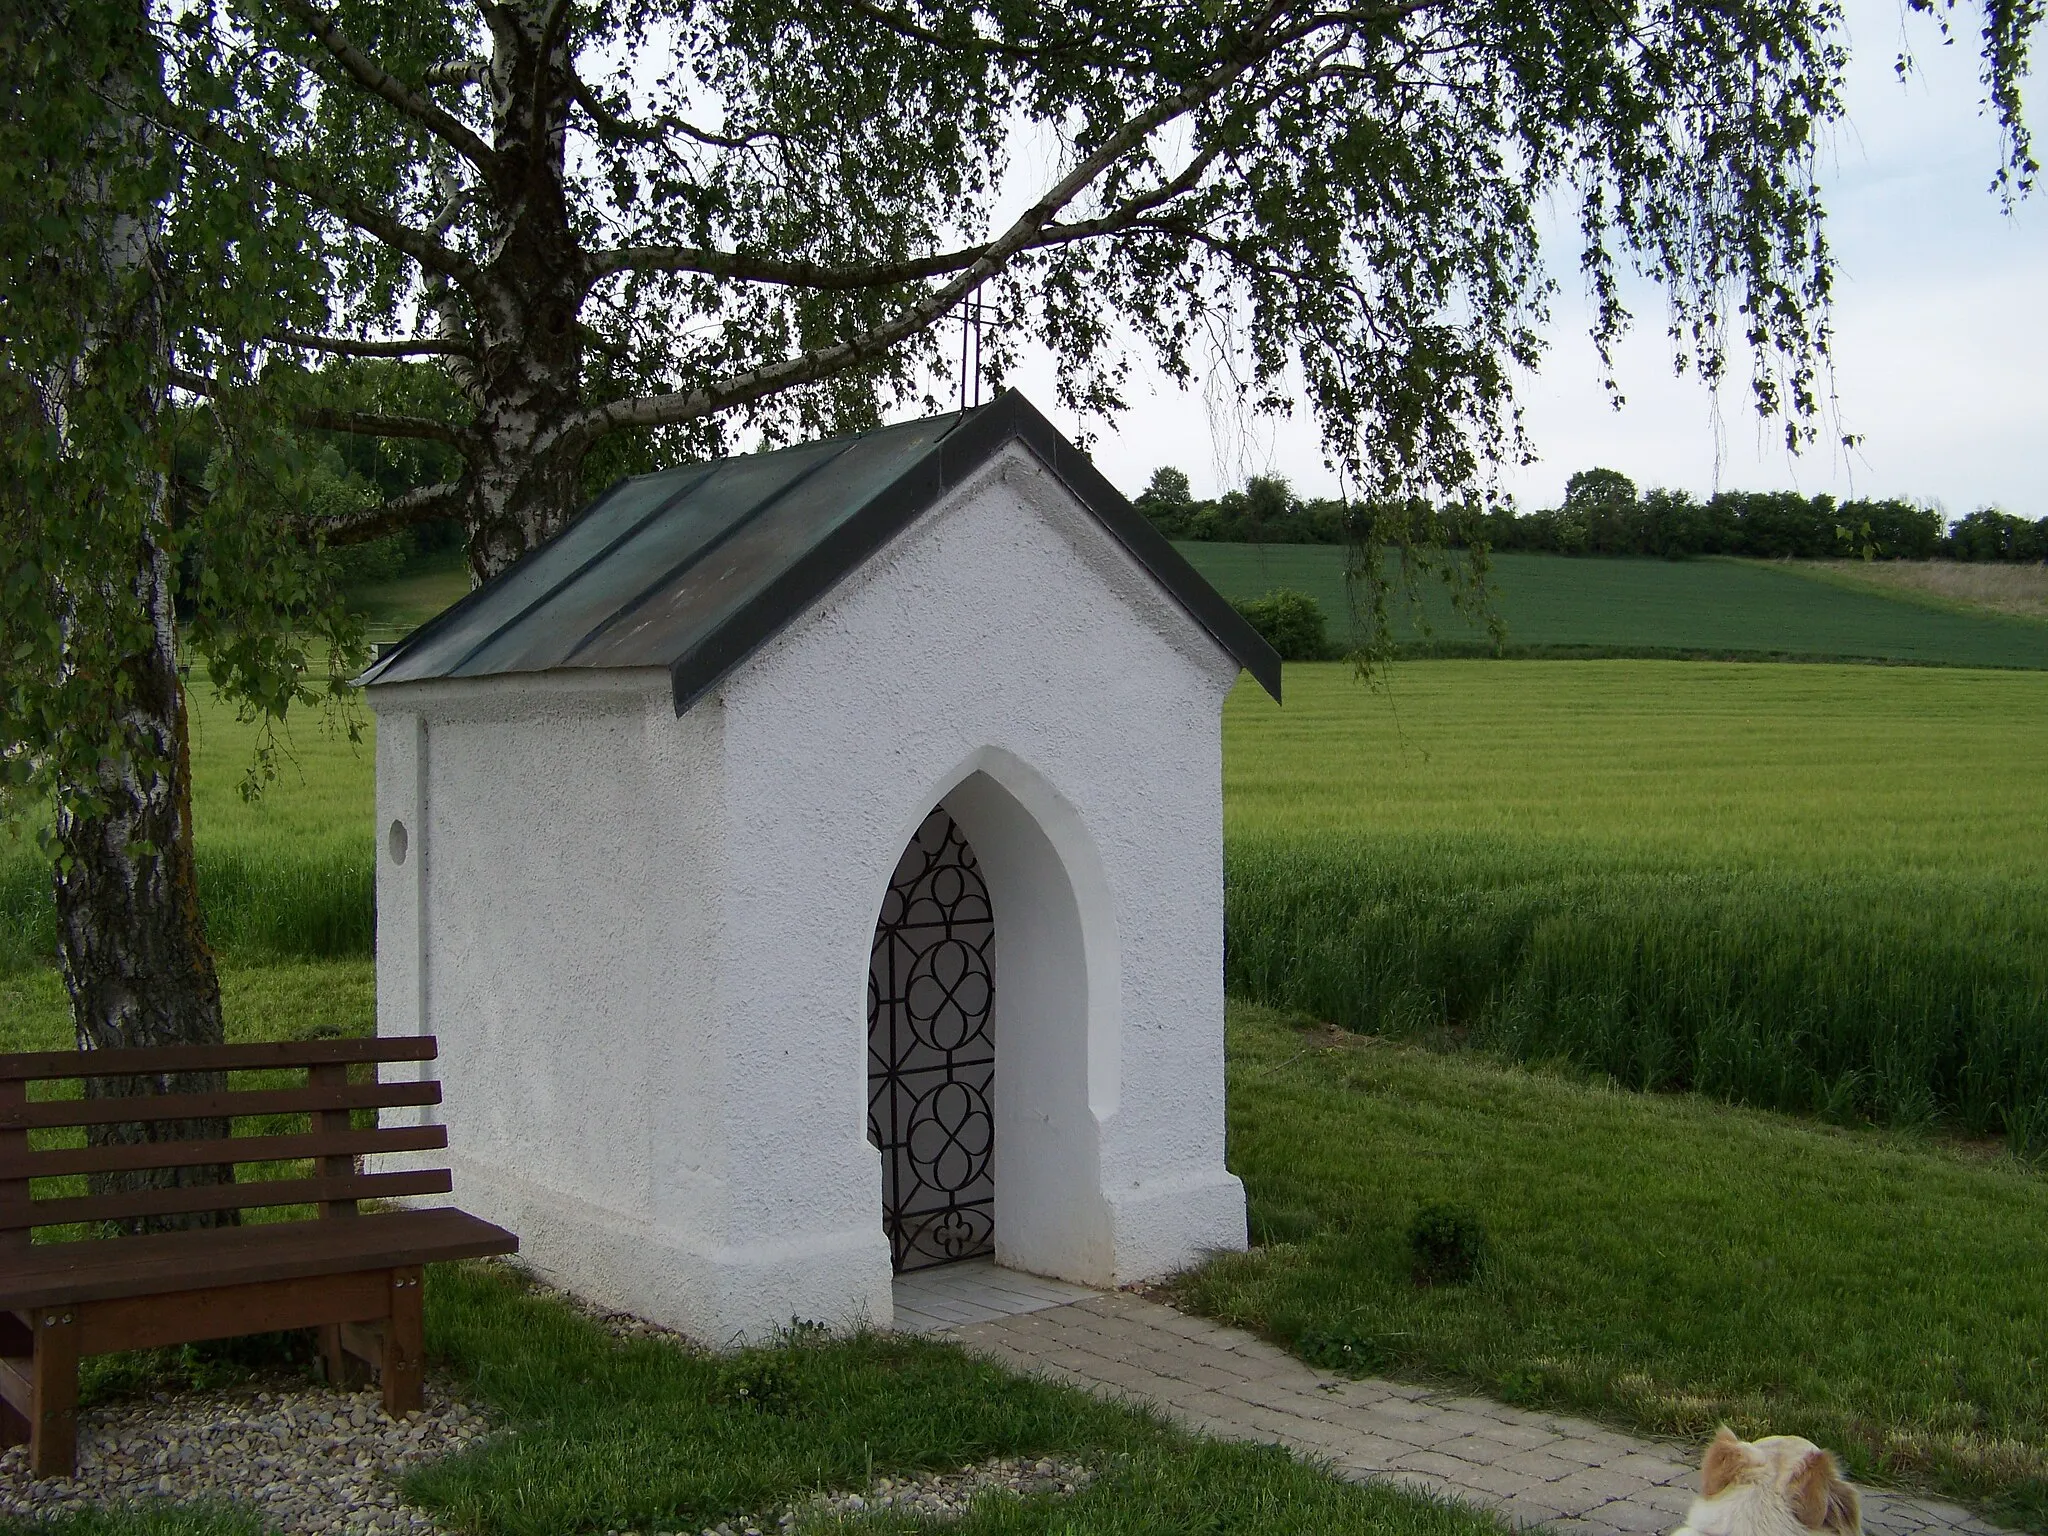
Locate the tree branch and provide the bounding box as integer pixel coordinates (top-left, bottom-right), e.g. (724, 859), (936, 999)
(423, 57), (487, 86)
(568, 71), (780, 150)
(317, 480), (469, 545)
(162, 106), (485, 290)
(171, 367), (469, 444)
(273, 0), (498, 172)
(552, 26), (1278, 449)
(587, 118), (1235, 293)
(267, 329), (475, 359)
(585, 240), (984, 289)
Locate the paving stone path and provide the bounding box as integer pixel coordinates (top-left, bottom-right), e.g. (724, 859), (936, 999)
(942, 1290), (2011, 1536)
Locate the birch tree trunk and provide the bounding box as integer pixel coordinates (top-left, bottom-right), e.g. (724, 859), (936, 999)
(42, 0), (234, 1224)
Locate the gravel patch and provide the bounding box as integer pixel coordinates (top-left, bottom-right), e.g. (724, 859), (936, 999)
(0, 1381), (490, 1534)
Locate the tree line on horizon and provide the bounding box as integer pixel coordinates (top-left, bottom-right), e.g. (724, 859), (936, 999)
(1133, 466), (2048, 562)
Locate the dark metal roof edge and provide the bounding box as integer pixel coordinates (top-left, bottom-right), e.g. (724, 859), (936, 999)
(978, 393), (1284, 704)
(668, 390), (1282, 714)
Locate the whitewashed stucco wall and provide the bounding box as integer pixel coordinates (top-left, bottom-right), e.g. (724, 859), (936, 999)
(371, 440), (1247, 1343)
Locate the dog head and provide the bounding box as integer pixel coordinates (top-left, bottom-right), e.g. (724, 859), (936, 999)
(1676, 1427), (1861, 1536)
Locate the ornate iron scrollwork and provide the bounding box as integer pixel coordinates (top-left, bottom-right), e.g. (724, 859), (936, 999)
(868, 808), (995, 1272)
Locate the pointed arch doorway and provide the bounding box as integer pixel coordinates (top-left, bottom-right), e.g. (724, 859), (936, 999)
(867, 807), (996, 1271)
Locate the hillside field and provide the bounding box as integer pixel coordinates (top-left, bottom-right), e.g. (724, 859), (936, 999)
(1176, 543), (2048, 668)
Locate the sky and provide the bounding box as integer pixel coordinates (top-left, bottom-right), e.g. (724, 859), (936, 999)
(1002, 0), (2045, 518)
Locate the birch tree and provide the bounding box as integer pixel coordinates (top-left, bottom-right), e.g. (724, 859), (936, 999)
(154, 0), (2035, 588)
(2, 0), (359, 1093)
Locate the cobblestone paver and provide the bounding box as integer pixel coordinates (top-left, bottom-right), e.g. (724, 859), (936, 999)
(944, 1292), (2012, 1536)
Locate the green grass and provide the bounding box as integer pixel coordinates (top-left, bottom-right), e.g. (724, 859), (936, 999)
(0, 1510), (263, 1536)
(1175, 544), (2048, 668)
(403, 1261), (1506, 1536)
(1224, 661), (2048, 1138)
(346, 547), (472, 643)
(0, 960), (376, 1053)
(0, 688), (375, 973)
(1177, 1002), (2048, 1529)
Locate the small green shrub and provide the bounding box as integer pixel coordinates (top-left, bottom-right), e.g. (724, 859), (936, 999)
(712, 1352), (806, 1416)
(1408, 1202), (1488, 1286)
(1296, 1328), (1393, 1375)
(1231, 588), (1330, 661)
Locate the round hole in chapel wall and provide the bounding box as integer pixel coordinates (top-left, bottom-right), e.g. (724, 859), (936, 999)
(388, 819), (409, 866)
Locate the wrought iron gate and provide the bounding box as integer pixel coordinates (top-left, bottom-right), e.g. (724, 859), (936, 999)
(867, 808), (995, 1271)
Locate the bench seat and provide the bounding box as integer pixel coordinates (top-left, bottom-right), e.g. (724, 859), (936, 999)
(1, 1207), (516, 1313)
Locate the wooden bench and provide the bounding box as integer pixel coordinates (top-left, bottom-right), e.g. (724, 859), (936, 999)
(0, 1035), (517, 1478)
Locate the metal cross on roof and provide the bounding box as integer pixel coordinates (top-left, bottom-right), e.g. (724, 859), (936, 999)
(956, 283), (1001, 411)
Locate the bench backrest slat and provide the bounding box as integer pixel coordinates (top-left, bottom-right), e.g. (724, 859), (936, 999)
(0, 1123), (448, 1182)
(0, 1079), (440, 1132)
(31, 1168), (453, 1229)
(0, 1036), (438, 1081)
(0, 1037), (445, 1240)
(0, 1078), (23, 1256)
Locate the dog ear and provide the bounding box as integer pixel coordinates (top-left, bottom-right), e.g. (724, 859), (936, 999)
(1822, 1470), (1862, 1535)
(1790, 1449), (1859, 1534)
(1702, 1428), (1748, 1497)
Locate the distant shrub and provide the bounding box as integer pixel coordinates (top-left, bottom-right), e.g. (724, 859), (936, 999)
(1231, 589), (1329, 661)
(1408, 1203), (1489, 1286)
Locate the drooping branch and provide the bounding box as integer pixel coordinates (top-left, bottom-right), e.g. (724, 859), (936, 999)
(843, 0), (1093, 65)
(273, 0), (498, 172)
(161, 106), (485, 289)
(266, 329), (475, 359)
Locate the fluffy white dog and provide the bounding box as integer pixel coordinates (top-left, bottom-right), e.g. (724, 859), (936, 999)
(1675, 1428), (1863, 1536)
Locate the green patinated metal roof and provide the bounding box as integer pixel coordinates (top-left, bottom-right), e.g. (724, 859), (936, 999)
(359, 390), (1282, 712)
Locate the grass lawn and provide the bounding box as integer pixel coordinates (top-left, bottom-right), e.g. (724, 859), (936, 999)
(0, 685), (376, 972)
(1224, 660), (2048, 871)
(1175, 544), (2048, 668)
(1178, 1001), (2048, 1529)
(345, 547), (472, 644)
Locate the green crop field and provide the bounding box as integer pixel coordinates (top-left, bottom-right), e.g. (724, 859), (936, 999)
(1176, 543), (2048, 668)
(1224, 660), (2048, 1139)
